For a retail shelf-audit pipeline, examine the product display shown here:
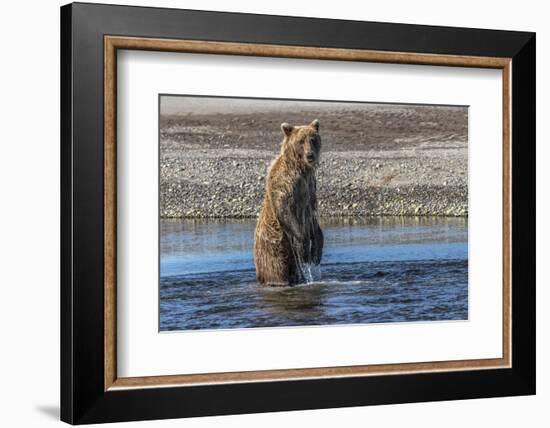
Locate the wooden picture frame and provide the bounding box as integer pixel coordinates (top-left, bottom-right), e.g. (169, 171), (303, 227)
(61, 2), (535, 424)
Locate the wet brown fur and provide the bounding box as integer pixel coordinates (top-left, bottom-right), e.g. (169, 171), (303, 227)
(254, 119), (323, 286)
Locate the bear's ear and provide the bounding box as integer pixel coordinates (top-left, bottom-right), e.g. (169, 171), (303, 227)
(281, 123), (294, 137)
(310, 119), (320, 131)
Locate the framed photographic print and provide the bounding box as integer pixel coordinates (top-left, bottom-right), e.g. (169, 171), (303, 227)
(60, 2), (536, 424)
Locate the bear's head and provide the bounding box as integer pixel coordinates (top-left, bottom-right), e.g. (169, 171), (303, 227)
(280, 119), (321, 169)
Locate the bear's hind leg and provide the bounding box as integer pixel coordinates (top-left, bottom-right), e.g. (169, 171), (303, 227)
(254, 236), (291, 286)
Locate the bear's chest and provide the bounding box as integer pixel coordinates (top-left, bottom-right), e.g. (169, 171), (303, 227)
(294, 178), (308, 198)
(292, 175), (315, 218)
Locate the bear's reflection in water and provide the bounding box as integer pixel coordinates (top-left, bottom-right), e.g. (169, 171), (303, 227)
(259, 281), (326, 315)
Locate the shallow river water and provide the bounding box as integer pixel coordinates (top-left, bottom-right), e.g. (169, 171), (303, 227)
(160, 217), (468, 331)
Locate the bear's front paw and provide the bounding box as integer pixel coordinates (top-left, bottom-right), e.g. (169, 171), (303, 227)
(311, 249), (322, 265)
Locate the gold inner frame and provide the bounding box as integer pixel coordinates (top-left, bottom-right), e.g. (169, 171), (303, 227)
(104, 35), (512, 391)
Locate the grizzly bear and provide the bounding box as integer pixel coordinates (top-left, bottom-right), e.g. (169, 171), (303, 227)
(254, 119), (323, 286)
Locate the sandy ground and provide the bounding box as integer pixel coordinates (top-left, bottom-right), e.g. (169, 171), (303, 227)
(160, 102), (467, 218)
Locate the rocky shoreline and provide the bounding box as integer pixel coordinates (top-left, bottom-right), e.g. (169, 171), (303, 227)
(160, 103), (468, 218)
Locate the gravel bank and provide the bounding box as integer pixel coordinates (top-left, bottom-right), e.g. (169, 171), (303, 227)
(160, 103), (468, 218)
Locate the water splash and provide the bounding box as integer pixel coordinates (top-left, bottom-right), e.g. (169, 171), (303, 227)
(303, 264), (314, 283)
(290, 237), (322, 284)
(309, 264), (322, 282)
(300, 263), (322, 284)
